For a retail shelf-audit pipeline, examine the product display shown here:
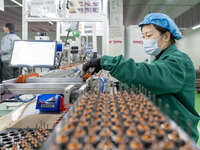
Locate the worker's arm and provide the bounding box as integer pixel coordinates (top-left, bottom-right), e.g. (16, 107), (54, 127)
(1, 36), (12, 55)
(100, 55), (186, 95)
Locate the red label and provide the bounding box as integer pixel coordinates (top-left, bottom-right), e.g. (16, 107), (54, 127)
(133, 41), (143, 44)
(109, 41), (122, 44)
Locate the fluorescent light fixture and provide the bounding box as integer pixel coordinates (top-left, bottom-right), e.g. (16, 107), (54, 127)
(49, 21), (53, 25)
(192, 24), (200, 30)
(11, 0), (23, 7)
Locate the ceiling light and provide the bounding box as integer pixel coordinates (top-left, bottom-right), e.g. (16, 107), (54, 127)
(11, 0), (23, 7)
(49, 21), (53, 25)
(192, 24), (200, 30)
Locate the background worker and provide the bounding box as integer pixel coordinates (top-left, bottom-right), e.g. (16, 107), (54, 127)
(1, 23), (21, 80)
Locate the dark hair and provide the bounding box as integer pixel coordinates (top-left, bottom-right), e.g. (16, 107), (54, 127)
(5, 23), (15, 33)
(141, 24), (175, 44)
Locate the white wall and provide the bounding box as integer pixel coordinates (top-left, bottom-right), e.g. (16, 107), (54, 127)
(125, 25), (151, 63)
(177, 28), (200, 69)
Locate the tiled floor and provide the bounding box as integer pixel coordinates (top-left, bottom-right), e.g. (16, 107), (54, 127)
(195, 93), (200, 146)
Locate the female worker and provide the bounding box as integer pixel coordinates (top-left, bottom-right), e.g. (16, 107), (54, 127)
(83, 13), (200, 142)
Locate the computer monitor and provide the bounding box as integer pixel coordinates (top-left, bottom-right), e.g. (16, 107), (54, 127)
(10, 40), (57, 68)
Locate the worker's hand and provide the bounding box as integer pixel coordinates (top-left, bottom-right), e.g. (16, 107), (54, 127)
(83, 58), (101, 75)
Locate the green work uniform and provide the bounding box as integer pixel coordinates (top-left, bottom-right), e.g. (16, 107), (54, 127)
(100, 44), (200, 142)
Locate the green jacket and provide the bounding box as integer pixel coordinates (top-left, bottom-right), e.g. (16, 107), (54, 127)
(100, 44), (200, 142)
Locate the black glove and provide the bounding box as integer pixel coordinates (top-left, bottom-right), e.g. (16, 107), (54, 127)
(83, 58), (101, 75)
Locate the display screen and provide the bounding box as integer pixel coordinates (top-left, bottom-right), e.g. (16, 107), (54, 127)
(10, 40), (57, 67)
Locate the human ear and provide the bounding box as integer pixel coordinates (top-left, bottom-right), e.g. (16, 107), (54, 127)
(164, 31), (171, 42)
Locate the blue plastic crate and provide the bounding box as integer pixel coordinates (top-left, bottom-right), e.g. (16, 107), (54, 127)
(36, 94), (61, 112)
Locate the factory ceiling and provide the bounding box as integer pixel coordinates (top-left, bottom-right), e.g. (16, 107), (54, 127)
(0, 0), (200, 33)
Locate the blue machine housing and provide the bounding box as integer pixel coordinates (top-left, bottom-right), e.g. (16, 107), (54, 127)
(36, 94), (61, 112)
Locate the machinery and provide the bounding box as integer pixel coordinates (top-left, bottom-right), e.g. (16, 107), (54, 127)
(0, 68), (199, 149)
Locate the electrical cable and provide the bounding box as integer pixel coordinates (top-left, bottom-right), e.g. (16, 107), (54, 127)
(98, 78), (106, 93)
(16, 94), (37, 103)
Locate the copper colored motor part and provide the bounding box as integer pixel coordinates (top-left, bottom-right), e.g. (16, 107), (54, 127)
(19, 138), (25, 145)
(120, 108), (129, 115)
(96, 106), (102, 111)
(39, 137), (46, 142)
(86, 104), (94, 109)
(25, 133), (31, 139)
(110, 111), (118, 117)
(97, 138), (115, 150)
(111, 124), (122, 135)
(82, 113), (91, 121)
(76, 105), (84, 111)
(94, 111), (102, 117)
(100, 128), (112, 138)
(129, 139), (143, 150)
(33, 143), (41, 149)
(111, 134), (124, 147)
(79, 101), (87, 106)
(131, 110), (140, 117)
(160, 122), (173, 134)
(124, 120), (133, 130)
(137, 123), (150, 135)
(68, 117), (79, 125)
(62, 123), (75, 134)
(159, 139), (175, 150)
(67, 138), (83, 150)
(110, 101), (116, 106)
(37, 134), (43, 139)
(73, 127), (86, 140)
(101, 113), (111, 119)
(126, 126), (138, 140)
(101, 120), (112, 128)
(24, 145), (31, 150)
(88, 100), (95, 105)
(148, 120), (158, 129)
(168, 130), (185, 147)
(84, 108), (93, 114)
(72, 110), (82, 118)
(45, 131), (50, 137)
(110, 106), (117, 111)
(154, 115), (166, 124)
(101, 108), (109, 114)
(138, 107), (148, 114)
(31, 139), (38, 145)
(92, 116), (102, 125)
(142, 113), (153, 121)
(11, 144), (17, 150)
(152, 128), (165, 140)
(83, 142), (95, 150)
(134, 115), (145, 125)
(86, 135), (101, 148)
(21, 142), (29, 148)
(56, 134), (68, 149)
(90, 124), (101, 134)
(42, 130), (47, 135)
(78, 120), (89, 130)
(27, 136), (34, 142)
(39, 127), (43, 132)
(151, 110), (159, 116)
(141, 132), (156, 148)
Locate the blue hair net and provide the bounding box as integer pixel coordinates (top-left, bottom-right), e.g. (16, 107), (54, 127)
(139, 13), (182, 40)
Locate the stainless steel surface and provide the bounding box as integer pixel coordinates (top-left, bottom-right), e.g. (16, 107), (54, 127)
(40, 95), (81, 150)
(79, 84), (88, 97)
(2, 82), (83, 94)
(26, 77), (83, 83)
(40, 68), (75, 78)
(64, 85), (75, 105)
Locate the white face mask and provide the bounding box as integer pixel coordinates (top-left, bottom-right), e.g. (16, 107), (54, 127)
(143, 34), (166, 56)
